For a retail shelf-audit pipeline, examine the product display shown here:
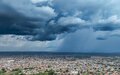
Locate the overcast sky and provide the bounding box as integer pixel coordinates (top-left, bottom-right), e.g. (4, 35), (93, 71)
(0, 0), (120, 52)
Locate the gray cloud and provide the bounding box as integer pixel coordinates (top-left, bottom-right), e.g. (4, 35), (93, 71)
(0, 0), (81, 41)
(1, 0), (120, 41)
(51, 0), (120, 40)
(1, 0), (120, 52)
(93, 15), (120, 31)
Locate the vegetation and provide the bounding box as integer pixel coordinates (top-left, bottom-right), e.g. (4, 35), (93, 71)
(0, 68), (56, 75)
(0, 68), (24, 75)
(0, 68), (6, 75)
(34, 69), (56, 75)
(10, 68), (24, 75)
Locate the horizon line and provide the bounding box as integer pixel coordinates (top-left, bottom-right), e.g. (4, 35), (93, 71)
(0, 51), (120, 53)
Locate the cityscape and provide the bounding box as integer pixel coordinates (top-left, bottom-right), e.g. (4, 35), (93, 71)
(0, 53), (120, 75)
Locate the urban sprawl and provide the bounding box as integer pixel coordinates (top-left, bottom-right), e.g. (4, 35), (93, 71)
(0, 55), (120, 75)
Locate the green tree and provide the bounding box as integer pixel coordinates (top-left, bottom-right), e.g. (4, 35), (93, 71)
(0, 68), (6, 75)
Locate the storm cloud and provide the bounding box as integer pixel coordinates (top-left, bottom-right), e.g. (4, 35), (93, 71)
(1, 0), (120, 52)
(1, 0), (120, 41)
(0, 0), (87, 41)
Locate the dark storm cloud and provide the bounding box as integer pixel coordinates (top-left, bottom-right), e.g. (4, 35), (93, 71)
(1, 0), (120, 41)
(93, 23), (120, 31)
(1, 0), (120, 52)
(0, 0), (81, 41)
(0, 0), (41, 35)
(51, 0), (120, 40)
(92, 15), (120, 32)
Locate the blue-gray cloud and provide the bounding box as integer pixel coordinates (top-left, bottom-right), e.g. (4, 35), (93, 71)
(1, 0), (120, 41)
(0, 0), (81, 41)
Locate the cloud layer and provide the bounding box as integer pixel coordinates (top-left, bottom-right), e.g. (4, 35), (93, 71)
(1, 0), (120, 41)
